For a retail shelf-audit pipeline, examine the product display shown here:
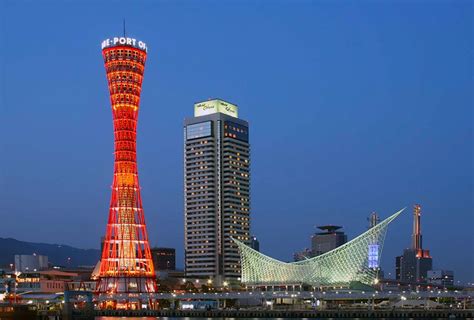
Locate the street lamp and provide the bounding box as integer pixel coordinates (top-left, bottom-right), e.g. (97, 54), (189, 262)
(14, 271), (21, 304)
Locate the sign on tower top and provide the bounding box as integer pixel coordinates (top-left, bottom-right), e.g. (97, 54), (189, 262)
(101, 37), (148, 52)
(194, 99), (238, 118)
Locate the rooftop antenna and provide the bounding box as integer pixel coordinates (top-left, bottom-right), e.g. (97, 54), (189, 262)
(412, 204), (422, 251)
(123, 19), (126, 37)
(368, 211), (379, 229)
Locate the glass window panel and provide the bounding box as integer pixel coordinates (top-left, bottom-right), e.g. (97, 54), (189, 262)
(187, 121), (212, 140)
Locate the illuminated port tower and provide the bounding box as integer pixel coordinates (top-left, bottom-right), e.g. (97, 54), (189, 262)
(97, 36), (156, 299)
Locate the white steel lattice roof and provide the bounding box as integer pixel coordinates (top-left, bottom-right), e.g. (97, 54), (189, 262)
(233, 208), (404, 286)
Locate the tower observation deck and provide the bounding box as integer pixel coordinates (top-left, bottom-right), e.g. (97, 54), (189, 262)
(96, 36), (156, 306)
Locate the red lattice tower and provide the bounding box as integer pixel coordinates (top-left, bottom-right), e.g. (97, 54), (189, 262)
(97, 37), (156, 297)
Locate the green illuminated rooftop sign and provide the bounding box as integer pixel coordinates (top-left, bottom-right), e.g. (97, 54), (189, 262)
(194, 99), (238, 118)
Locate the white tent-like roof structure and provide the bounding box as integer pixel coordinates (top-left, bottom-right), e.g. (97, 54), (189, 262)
(233, 208), (404, 287)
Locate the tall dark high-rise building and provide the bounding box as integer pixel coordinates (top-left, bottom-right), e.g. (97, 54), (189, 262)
(250, 236), (260, 252)
(395, 255), (402, 280)
(151, 248), (176, 271)
(396, 204), (432, 283)
(368, 212), (380, 229)
(311, 226), (347, 256)
(367, 211), (384, 274)
(184, 99), (250, 283)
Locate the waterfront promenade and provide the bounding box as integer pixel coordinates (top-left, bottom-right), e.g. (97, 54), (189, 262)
(54, 289), (474, 319)
(74, 308), (474, 319)
(149, 289), (473, 301)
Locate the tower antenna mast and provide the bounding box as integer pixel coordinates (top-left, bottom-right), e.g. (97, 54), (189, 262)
(123, 19), (126, 37)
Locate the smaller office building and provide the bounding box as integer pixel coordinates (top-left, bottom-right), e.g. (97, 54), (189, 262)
(151, 247), (176, 271)
(311, 226), (347, 256)
(427, 270), (454, 287)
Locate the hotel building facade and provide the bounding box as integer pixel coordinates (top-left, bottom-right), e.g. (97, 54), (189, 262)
(184, 99), (251, 283)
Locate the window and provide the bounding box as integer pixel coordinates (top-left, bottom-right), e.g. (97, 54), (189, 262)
(186, 122), (212, 140)
(224, 121), (248, 142)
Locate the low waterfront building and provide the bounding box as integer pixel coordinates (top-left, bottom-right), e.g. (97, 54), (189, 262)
(16, 270), (78, 293)
(66, 280), (97, 291)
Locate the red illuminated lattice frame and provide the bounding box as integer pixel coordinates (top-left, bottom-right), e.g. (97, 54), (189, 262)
(96, 45), (156, 296)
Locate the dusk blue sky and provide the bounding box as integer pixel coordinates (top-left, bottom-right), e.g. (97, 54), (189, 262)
(1, 1), (472, 281)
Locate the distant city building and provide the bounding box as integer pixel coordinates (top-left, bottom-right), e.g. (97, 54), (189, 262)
(396, 204), (432, 283)
(368, 211), (380, 229)
(311, 225), (347, 256)
(395, 255), (402, 280)
(14, 254), (48, 273)
(293, 248), (312, 262)
(427, 270), (454, 287)
(184, 99), (251, 282)
(151, 247), (176, 271)
(396, 249), (432, 283)
(250, 236), (260, 252)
